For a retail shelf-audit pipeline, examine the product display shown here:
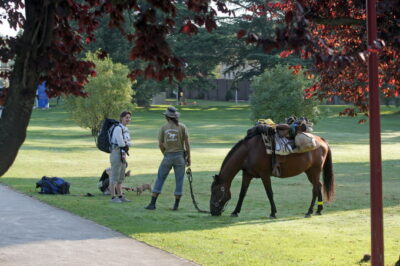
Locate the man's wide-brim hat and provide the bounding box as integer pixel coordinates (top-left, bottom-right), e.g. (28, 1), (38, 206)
(163, 106), (180, 118)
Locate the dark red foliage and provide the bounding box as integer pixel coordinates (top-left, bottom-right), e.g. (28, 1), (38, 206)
(236, 30), (247, 39)
(0, 88), (8, 105)
(242, 0), (400, 116)
(0, 0), (228, 99)
(180, 21), (199, 35)
(3, 0), (397, 118)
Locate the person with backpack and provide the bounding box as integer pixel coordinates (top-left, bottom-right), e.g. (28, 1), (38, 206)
(145, 106), (191, 211)
(109, 111), (132, 203)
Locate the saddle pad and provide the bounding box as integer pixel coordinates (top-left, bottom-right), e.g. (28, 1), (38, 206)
(262, 132), (319, 155)
(262, 134), (293, 155)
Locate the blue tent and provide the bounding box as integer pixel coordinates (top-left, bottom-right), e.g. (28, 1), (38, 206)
(36, 81), (49, 109)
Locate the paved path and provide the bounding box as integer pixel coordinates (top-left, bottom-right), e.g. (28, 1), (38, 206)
(0, 185), (196, 266)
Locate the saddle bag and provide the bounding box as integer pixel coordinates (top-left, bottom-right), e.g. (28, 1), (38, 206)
(294, 132), (319, 153)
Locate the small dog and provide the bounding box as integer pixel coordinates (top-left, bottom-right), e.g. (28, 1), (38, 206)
(131, 183), (152, 196)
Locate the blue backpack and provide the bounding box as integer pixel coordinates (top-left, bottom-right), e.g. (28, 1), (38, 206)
(36, 176), (70, 194)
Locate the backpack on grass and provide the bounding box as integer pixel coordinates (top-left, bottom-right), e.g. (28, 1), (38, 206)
(97, 168), (131, 195)
(97, 118), (120, 153)
(36, 176), (70, 194)
(98, 169), (110, 193)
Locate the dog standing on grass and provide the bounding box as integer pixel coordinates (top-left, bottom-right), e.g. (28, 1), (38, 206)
(131, 182), (153, 196)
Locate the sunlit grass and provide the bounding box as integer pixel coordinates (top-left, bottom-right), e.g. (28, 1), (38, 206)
(1, 101), (400, 265)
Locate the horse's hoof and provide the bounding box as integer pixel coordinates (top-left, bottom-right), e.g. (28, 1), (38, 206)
(304, 214), (312, 218)
(269, 215), (277, 219)
(316, 212), (322, 215)
(230, 213), (238, 217)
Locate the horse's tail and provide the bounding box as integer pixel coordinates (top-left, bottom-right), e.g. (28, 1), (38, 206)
(322, 146), (335, 202)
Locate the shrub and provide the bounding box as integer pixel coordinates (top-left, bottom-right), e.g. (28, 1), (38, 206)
(225, 89), (233, 101)
(250, 64), (319, 124)
(64, 52), (135, 137)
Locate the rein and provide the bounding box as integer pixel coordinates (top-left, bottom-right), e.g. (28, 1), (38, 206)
(186, 168), (210, 214)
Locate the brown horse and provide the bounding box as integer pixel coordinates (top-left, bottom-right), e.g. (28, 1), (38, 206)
(209, 128), (334, 218)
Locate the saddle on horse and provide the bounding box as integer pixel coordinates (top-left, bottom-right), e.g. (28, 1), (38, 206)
(256, 117), (319, 176)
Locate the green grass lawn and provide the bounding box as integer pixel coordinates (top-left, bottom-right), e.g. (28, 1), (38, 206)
(1, 101), (400, 265)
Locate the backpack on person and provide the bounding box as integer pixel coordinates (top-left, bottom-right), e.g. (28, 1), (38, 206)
(97, 118), (120, 153)
(36, 176), (70, 194)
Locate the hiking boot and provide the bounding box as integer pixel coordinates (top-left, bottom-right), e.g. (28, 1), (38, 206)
(145, 203), (156, 210)
(145, 196), (158, 210)
(110, 197), (122, 203)
(119, 197), (131, 203)
(172, 198), (180, 211)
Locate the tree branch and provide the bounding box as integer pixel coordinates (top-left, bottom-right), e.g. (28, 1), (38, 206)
(306, 15), (364, 26)
(226, 0), (251, 10)
(37, 1), (50, 48)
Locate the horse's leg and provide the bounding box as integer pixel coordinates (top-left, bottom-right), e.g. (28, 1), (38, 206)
(315, 186), (324, 215)
(261, 175), (277, 219)
(305, 169), (322, 218)
(231, 171), (252, 217)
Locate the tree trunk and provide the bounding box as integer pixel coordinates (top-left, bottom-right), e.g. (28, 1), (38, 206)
(0, 63), (37, 176)
(0, 1), (54, 176)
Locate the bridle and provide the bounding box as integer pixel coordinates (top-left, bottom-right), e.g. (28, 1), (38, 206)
(211, 185), (229, 212)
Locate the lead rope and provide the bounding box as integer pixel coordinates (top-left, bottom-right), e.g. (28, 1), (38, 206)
(186, 167), (210, 213)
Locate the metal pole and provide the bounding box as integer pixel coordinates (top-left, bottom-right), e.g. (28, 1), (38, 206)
(235, 89), (238, 104)
(367, 0), (384, 265)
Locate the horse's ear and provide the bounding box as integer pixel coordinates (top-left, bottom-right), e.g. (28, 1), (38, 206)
(213, 174), (220, 183)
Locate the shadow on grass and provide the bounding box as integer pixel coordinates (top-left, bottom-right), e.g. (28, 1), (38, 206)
(27, 130), (93, 139)
(1, 160), (399, 236)
(20, 145), (93, 152)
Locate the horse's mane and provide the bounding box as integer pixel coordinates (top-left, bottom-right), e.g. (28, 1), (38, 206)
(219, 125), (274, 173)
(220, 139), (245, 171)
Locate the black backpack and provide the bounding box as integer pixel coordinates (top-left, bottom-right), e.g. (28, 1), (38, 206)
(36, 176), (70, 194)
(98, 170), (110, 193)
(97, 118), (120, 153)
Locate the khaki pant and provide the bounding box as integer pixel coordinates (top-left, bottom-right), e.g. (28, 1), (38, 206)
(109, 148), (127, 184)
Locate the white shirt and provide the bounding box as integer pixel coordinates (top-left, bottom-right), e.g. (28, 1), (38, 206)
(110, 124), (132, 147)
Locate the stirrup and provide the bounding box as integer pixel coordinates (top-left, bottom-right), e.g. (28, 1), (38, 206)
(272, 165), (281, 177)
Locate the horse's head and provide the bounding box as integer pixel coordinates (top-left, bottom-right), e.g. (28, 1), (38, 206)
(210, 174), (231, 216)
